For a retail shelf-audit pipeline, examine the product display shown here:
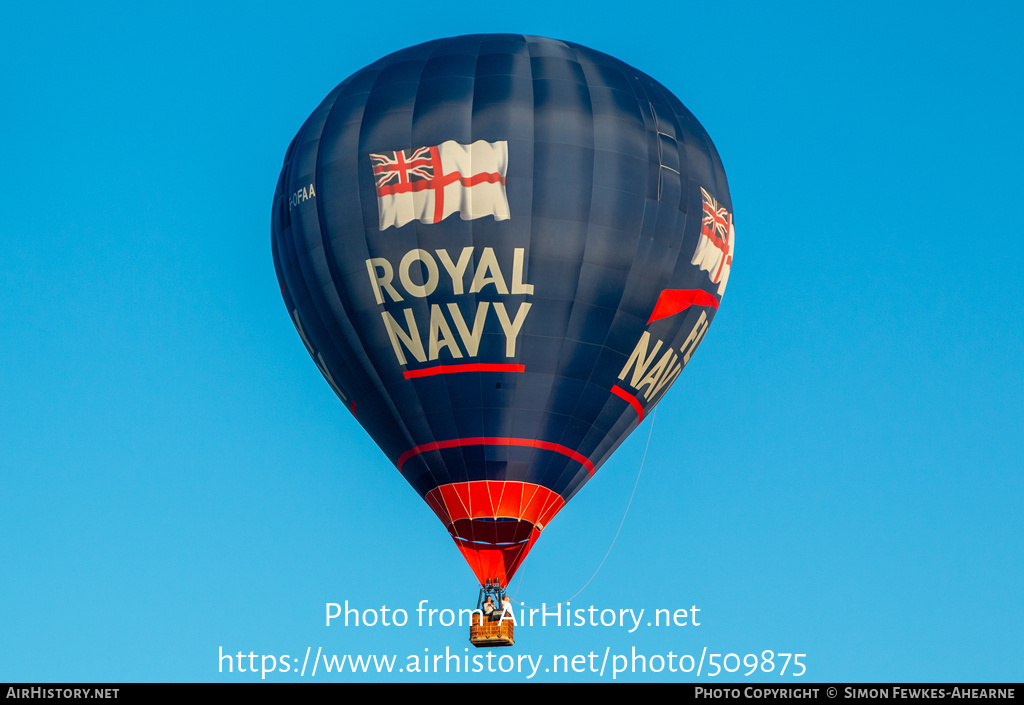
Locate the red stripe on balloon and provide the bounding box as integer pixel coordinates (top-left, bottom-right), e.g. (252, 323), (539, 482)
(397, 437), (595, 475)
(647, 288), (719, 324)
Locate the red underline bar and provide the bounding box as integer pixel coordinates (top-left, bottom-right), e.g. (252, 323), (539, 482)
(404, 363), (526, 379)
(610, 384), (645, 421)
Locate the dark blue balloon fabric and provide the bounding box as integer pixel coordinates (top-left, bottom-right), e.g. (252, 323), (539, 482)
(271, 34), (734, 585)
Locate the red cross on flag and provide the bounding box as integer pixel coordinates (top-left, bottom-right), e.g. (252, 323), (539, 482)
(691, 187), (734, 296)
(370, 140), (510, 231)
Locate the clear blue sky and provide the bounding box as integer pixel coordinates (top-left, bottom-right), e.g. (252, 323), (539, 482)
(2, 0), (1021, 683)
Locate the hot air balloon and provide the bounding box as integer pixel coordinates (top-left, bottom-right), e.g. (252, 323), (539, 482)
(271, 35), (734, 606)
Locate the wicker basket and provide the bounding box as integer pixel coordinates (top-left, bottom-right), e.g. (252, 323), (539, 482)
(469, 614), (515, 647)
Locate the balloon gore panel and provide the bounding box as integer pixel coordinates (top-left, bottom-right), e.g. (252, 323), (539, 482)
(271, 34), (734, 587)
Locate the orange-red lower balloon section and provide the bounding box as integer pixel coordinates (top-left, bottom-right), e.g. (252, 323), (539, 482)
(424, 481), (565, 587)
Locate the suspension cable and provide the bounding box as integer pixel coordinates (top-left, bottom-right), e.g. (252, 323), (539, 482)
(509, 406), (658, 605)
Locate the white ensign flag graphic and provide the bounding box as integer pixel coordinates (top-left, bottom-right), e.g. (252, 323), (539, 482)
(370, 140), (510, 230)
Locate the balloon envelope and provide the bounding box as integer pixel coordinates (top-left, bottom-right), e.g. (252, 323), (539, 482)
(272, 34), (734, 587)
